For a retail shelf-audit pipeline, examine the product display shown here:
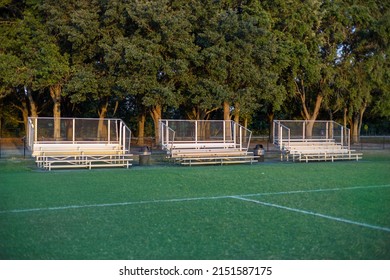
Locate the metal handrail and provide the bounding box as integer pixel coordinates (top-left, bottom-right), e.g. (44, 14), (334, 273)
(159, 121), (176, 150)
(273, 120), (291, 150)
(236, 122), (253, 151)
(27, 117), (132, 154)
(159, 119), (252, 152)
(273, 120), (350, 150)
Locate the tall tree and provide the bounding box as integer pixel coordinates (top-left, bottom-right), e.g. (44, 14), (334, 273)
(1, 0), (69, 137)
(116, 0), (196, 144)
(43, 0), (125, 139)
(332, 0), (389, 142)
(263, 0), (340, 137)
(176, 0), (223, 120)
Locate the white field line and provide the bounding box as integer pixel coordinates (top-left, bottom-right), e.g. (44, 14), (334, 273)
(231, 196), (390, 233)
(239, 184), (390, 198)
(0, 196), (227, 214)
(1, 184), (390, 215)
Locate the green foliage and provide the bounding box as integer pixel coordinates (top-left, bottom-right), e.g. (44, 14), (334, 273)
(0, 1), (69, 105)
(1, 0), (388, 134)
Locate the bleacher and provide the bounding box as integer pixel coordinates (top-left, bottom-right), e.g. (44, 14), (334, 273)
(274, 120), (363, 162)
(160, 119), (258, 165)
(27, 117), (133, 170)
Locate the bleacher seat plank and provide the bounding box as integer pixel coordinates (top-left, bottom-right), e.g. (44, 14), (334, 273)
(178, 155), (258, 166)
(165, 142), (255, 166)
(279, 141), (363, 163)
(43, 157), (133, 170)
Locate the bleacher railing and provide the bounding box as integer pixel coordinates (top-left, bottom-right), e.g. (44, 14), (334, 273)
(160, 121), (176, 151)
(236, 122), (252, 151)
(273, 120), (351, 150)
(159, 119), (252, 151)
(27, 117), (132, 153)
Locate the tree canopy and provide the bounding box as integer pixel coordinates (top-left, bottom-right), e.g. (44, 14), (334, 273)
(1, 0), (389, 141)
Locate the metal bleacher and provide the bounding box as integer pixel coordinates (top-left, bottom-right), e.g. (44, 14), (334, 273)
(27, 117), (133, 170)
(273, 120), (363, 162)
(159, 119), (258, 165)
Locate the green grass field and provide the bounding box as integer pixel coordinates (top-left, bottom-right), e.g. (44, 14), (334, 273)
(1, 151), (389, 260)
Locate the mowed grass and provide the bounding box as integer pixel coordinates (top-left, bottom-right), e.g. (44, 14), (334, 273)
(0, 151), (389, 260)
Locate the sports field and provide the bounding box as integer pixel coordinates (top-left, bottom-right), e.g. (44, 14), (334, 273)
(0, 151), (389, 260)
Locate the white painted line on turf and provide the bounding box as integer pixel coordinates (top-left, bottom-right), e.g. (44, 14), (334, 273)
(1, 184), (389, 215)
(240, 184), (390, 198)
(231, 196), (390, 233)
(0, 195), (230, 214)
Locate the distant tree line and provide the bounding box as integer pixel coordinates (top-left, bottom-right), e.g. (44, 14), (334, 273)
(0, 0), (389, 143)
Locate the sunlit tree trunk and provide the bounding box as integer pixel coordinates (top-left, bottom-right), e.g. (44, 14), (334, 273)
(223, 101), (232, 141)
(12, 97), (30, 136)
(137, 112), (146, 145)
(25, 86), (38, 118)
(233, 102), (240, 124)
(98, 101), (108, 141)
(302, 94), (323, 139)
(267, 110), (274, 143)
(150, 104), (162, 145)
(350, 114), (360, 144)
(50, 84), (62, 140)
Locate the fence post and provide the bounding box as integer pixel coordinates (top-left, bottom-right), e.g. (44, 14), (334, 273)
(165, 120), (169, 146)
(23, 136), (26, 158)
(272, 121), (275, 144)
(122, 125), (125, 153)
(119, 121), (123, 149)
(233, 121), (236, 146)
(223, 121), (226, 143)
(326, 121), (328, 140)
(72, 118), (75, 144)
(33, 118), (37, 144)
(195, 120), (198, 144)
(239, 125), (242, 151)
(279, 123), (283, 149)
(108, 119), (111, 144)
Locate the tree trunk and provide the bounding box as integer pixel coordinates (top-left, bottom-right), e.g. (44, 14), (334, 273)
(50, 84), (62, 140)
(187, 107), (199, 120)
(187, 107), (217, 120)
(21, 100), (29, 137)
(243, 117), (248, 129)
(12, 98), (30, 136)
(302, 94), (323, 139)
(137, 112), (146, 146)
(150, 104), (162, 145)
(295, 78), (324, 139)
(223, 101), (231, 121)
(358, 104), (366, 142)
(343, 107), (348, 145)
(98, 101), (108, 141)
(223, 101), (232, 141)
(233, 102), (240, 124)
(24, 86), (38, 118)
(242, 116), (249, 141)
(267, 109), (274, 143)
(350, 113), (360, 144)
(348, 102), (367, 145)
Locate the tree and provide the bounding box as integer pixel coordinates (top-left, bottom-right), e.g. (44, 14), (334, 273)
(1, 0), (388, 141)
(1, 1), (69, 137)
(332, 0), (389, 142)
(261, 1), (341, 137)
(43, 0), (126, 139)
(177, 0), (224, 120)
(116, 0), (196, 144)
